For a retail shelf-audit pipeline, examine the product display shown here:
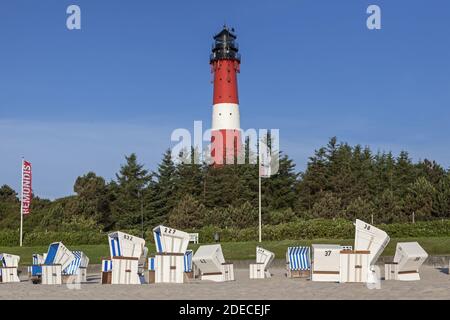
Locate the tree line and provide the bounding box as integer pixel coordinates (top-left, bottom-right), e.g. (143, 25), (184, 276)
(0, 137), (449, 233)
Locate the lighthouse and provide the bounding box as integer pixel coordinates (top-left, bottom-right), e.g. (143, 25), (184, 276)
(210, 26), (241, 165)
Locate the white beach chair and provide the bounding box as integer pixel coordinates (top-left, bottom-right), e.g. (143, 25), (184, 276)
(62, 251), (89, 283)
(249, 246), (275, 279)
(192, 244), (234, 282)
(286, 246), (311, 278)
(41, 242), (75, 285)
(385, 242), (428, 281)
(353, 219), (390, 283)
(107, 231), (146, 285)
(153, 225), (190, 284)
(0, 253), (20, 283)
(311, 244), (341, 282)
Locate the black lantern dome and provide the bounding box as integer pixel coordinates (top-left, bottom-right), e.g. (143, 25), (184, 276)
(210, 26), (241, 63)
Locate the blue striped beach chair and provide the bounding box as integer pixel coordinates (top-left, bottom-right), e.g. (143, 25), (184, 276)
(286, 246), (311, 278)
(106, 232), (147, 284)
(41, 242), (75, 285)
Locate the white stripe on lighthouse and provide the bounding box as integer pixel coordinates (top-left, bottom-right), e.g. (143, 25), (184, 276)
(212, 103), (240, 130)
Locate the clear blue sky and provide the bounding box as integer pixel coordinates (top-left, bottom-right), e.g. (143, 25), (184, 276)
(1, 0), (449, 199)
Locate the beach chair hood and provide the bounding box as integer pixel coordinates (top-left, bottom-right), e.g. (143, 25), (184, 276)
(108, 231), (146, 258)
(256, 246), (275, 270)
(63, 251), (89, 275)
(287, 247), (311, 271)
(354, 219), (390, 266)
(153, 225), (190, 254)
(44, 242), (75, 271)
(394, 242), (428, 272)
(192, 244), (226, 274)
(32, 254), (45, 265)
(0, 253), (20, 268)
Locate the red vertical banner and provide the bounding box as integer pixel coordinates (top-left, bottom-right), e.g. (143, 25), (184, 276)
(21, 160), (32, 215)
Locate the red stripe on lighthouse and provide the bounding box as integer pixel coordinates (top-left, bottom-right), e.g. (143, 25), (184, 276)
(212, 60), (240, 105)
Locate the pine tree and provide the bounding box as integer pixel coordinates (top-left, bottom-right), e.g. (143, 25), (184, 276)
(173, 147), (204, 200)
(263, 152), (298, 211)
(168, 194), (206, 229)
(433, 174), (450, 218)
(151, 149), (177, 225)
(111, 153), (150, 229)
(404, 176), (436, 221)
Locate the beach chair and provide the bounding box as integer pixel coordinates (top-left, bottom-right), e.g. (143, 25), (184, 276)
(192, 244), (234, 282)
(107, 231), (146, 284)
(286, 246), (311, 278)
(249, 246), (275, 279)
(153, 225), (190, 284)
(352, 219), (390, 283)
(385, 242), (428, 281)
(28, 253), (46, 283)
(41, 242), (75, 285)
(311, 244), (341, 282)
(0, 253), (20, 283)
(101, 259), (113, 284)
(62, 251), (89, 284)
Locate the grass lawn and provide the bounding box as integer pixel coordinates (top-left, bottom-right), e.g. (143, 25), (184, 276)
(1, 237), (449, 265)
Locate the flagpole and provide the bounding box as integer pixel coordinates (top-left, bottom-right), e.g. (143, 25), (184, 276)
(20, 157), (24, 247)
(258, 164), (262, 243)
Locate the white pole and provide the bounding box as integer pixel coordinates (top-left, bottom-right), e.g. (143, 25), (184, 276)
(258, 167), (262, 243)
(20, 157), (24, 247)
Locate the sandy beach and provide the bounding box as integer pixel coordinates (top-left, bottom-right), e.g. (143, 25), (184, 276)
(0, 265), (448, 300)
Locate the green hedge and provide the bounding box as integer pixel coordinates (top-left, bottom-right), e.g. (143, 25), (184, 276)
(0, 230), (105, 247)
(0, 219), (448, 246)
(191, 219), (450, 242)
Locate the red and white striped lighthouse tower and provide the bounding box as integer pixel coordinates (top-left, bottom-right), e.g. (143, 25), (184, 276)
(210, 26), (241, 165)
